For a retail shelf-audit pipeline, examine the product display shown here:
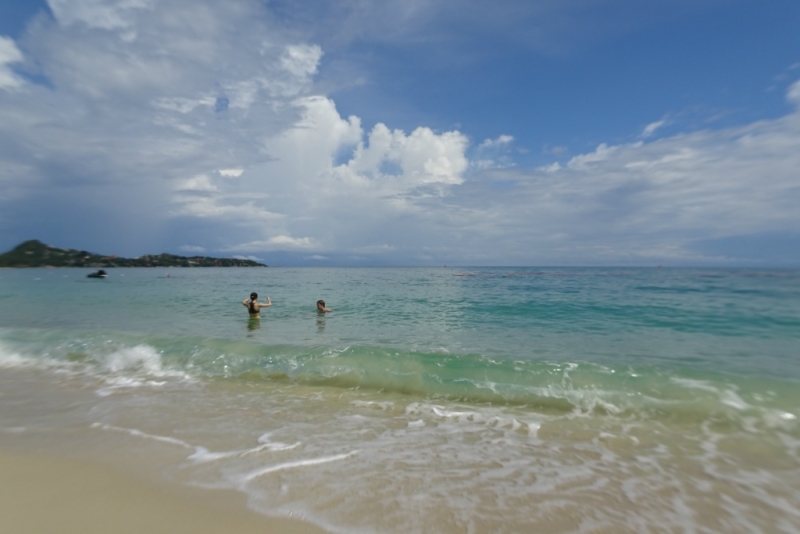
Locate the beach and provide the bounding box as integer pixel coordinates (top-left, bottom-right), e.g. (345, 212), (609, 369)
(1, 267), (799, 532)
(0, 449), (326, 534)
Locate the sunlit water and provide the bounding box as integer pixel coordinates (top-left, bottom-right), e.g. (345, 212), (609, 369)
(1, 267), (799, 533)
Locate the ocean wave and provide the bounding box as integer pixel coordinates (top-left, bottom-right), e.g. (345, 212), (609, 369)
(0, 330), (194, 395)
(1, 329), (798, 429)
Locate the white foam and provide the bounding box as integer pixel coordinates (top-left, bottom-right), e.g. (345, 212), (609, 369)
(0, 351), (32, 368)
(350, 400), (394, 411)
(104, 344), (165, 374)
(760, 409), (798, 431)
(405, 402), (542, 438)
(0, 343), (35, 368)
(95, 376), (170, 397)
(92, 423), (193, 449)
(563, 392), (624, 416)
(670, 377), (719, 393)
(321, 346), (351, 358)
(238, 451), (359, 484)
(720, 390), (750, 410)
(189, 441), (301, 464)
(431, 406), (483, 422)
(88, 344), (193, 395)
(95, 423), (305, 468)
(527, 421), (541, 438)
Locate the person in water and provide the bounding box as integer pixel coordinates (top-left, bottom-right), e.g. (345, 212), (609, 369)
(316, 300), (332, 313)
(243, 292), (271, 317)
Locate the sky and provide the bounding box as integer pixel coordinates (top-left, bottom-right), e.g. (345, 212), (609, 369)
(0, 0), (799, 266)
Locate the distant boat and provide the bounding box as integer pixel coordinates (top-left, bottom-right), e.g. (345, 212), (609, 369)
(87, 270), (108, 278)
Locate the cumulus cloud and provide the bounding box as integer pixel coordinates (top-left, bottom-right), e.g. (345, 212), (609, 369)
(242, 94), (469, 230)
(281, 44), (323, 78)
(333, 122), (469, 188)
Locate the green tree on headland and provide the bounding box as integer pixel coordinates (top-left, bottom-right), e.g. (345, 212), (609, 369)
(0, 240), (267, 267)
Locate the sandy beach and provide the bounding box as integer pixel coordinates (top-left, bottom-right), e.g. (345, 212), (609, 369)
(0, 449), (327, 534)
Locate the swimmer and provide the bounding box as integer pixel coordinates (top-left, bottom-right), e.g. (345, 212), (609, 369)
(243, 292), (271, 317)
(316, 300), (332, 313)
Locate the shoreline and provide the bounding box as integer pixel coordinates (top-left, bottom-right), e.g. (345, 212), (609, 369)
(0, 448), (328, 534)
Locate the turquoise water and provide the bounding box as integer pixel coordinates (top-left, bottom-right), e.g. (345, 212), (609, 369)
(1, 267), (799, 532)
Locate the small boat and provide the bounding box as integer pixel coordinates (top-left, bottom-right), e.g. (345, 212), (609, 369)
(87, 269), (108, 278)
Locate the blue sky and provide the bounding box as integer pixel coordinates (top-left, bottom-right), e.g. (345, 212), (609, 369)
(0, 0), (799, 265)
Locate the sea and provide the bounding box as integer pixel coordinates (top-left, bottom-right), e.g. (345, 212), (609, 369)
(1, 267), (799, 533)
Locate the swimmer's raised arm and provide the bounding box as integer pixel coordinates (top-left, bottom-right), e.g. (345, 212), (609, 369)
(243, 293), (271, 317)
(244, 298), (270, 308)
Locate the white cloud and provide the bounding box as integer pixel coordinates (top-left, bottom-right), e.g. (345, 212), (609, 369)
(281, 44), (323, 78)
(0, 37), (25, 90)
(176, 174), (217, 192)
(337, 123), (469, 187)
(473, 134), (515, 170)
(218, 169), (243, 177)
(228, 236), (319, 251)
(153, 96), (217, 114)
(264, 95), (363, 187)
(641, 119), (666, 138)
(448, 86), (800, 264)
(261, 95), (469, 199)
(566, 143), (628, 170)
(171, 196), (283, 223)
(47, 0), (154, 31)
(478, 135), (514, 150)
(788, 80), (800, 105)
(539, 162), (561, 173)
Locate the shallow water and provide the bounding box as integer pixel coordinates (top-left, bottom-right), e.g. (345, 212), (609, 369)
(1, 267), (799, 532)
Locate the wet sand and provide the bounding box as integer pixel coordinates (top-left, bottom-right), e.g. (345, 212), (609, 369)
(0, 449), (328, 534)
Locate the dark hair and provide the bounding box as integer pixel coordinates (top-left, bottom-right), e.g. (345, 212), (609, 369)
(317, 300), (325, 307)
(251, 292), (258, 299)
(250, 293), (258, 313)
